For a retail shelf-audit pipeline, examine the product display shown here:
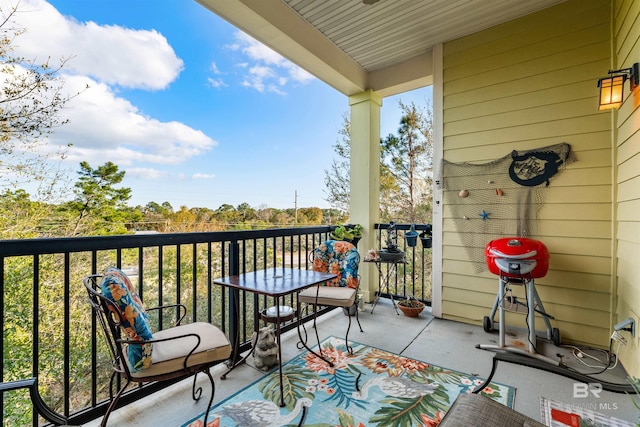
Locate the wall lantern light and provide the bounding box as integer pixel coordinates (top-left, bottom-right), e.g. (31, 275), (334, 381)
(597, 62), (639, 110)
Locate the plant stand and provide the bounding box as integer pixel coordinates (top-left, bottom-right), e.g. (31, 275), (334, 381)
(364, 258), (407, 315)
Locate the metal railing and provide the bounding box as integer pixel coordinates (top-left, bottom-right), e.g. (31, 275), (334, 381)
(0, 224), (431, 426)
(374, 223), (433, 303)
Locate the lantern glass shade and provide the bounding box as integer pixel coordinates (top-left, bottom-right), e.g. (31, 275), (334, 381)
(598, 75), (625, 110)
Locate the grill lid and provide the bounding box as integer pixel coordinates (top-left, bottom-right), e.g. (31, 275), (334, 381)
(485, 237), (549, 278)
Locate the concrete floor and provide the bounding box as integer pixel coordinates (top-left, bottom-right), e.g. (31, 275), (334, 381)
(83, 299), (639, 426)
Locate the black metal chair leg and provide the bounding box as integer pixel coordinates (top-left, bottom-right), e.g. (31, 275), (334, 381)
(201, 369), (216, 427)
(312, 308), (322, 355)
(101, 378), (130, 427)
(192, 372), (202, 401)
(295, 302), (333, 366)
(355, 307), (364, 332)
(345, 314), (354, 354)
(343, 302), (364, 354)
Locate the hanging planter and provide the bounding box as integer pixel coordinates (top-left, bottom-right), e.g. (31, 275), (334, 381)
(420, 231), (432, 248)
(404, 225), (418, 247)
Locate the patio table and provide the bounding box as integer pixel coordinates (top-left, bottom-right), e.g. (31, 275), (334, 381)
(214, 267), (336, 407)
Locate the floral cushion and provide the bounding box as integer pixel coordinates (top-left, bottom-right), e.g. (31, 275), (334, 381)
(312, 240), (360, 289)
(100, 267), (153, 372)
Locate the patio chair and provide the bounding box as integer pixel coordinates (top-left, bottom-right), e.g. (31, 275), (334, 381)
(297, 240), (363, 356)
(84, 268), (231, 427)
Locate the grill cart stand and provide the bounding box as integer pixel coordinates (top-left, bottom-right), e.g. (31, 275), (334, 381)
(478, 238), (561, 366)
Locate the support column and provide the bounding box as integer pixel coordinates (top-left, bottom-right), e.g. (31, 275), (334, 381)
(349, 89), (382, 303)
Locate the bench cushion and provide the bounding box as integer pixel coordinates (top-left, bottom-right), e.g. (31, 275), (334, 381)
(131, 322), (231, 378)
(298, 285), (356, 307)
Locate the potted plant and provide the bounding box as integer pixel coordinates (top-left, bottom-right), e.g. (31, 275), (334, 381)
(331, 223), (363, 246)
(420, 224), (433, 248)
(404, 224), (418, 247)
(397, 295), (425, 317)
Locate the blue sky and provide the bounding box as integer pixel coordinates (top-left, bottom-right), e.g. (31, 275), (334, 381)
(3, 0), (431, 210)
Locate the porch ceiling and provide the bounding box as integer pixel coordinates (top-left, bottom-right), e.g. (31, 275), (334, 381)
(196, 0), (566, 97)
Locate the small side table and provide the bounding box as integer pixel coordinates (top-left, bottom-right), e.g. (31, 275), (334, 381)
(365, 258), (407, 315)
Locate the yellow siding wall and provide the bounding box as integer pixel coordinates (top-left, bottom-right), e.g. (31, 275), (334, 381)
(613, 0), (640, 377)
(441, 0), (615, 348)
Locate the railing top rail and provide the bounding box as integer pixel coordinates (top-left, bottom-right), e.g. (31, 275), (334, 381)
(374, 223), (432, 231)
(0, 226), (334, 257)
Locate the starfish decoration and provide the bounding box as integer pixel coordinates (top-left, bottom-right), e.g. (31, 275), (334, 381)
(478, 210), (491, 220)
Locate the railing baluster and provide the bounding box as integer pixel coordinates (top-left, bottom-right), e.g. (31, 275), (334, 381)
(158, 246), (164, 331)
(207, 242), (213, 324)
(228, 241), (240, 356)
(64, 252), (71, 419)
(192, 243), (197, 323)
(138, 247), (144, 301)
(1, 257), (4, 422)
(176, 244), (181, 323)
(32, 255), (39, 427)
(91, 251), (98, 407)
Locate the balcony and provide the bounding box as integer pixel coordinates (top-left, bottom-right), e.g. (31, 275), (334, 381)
(2, 225), (637, 426)
(0, 224), (434, 426)
(80, 302), (639, 426)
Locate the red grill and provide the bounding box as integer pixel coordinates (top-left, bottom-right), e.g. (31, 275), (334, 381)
(485, 237), (549, 279)
(480, 237), (560, 363)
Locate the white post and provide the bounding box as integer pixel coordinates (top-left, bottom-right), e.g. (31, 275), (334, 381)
(348, 89), (382, 303)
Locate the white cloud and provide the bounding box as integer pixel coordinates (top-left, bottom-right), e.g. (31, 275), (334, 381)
(3, 0), (184, 90)
(208, 77), (227, 88)
(0, 1), (217, 175)
(47, 74), (217, 166)
(250, 65), (276, 79)
(126, 168), (172, 180)
(287, 64), (314, 84)
(228, 31), (314, 94)
(193, 173), (215, 179)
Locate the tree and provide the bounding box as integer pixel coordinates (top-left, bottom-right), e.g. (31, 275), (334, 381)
(170, 206), (198, 232)
(214, 203), (240, 223)
(0, 189), (48, 238)
(298, 207), (323, 224)
(236, 202), (256, 222)
(323, 114), (351, 213)
(381, 101), (433, 223)
(324, 101), (434, 223)
(63, 161), (134, 235)
(144, 201), (173, 216)
(0, 4), (83, 198)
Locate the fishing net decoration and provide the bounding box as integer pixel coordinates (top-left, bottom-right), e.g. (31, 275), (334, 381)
(438, 142), (575, 273)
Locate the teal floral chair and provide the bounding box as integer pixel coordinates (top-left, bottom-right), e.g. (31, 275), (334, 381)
(298, 240), (363, 356)
(84, 268), (231, 426)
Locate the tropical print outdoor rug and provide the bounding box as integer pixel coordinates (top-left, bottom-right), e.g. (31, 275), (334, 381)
(183, 336), (515, 427)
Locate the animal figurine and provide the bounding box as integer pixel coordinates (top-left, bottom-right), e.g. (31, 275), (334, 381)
(253, 326), (278, 371)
